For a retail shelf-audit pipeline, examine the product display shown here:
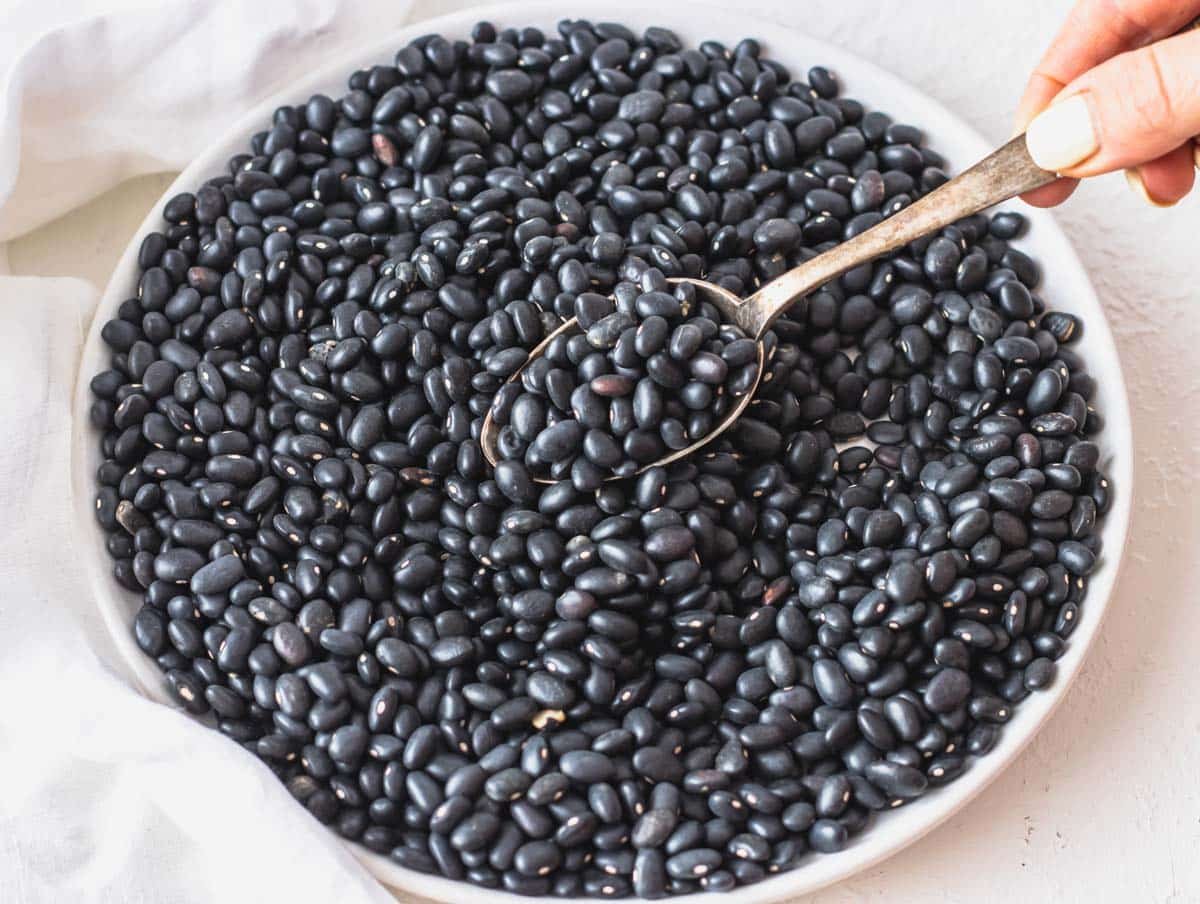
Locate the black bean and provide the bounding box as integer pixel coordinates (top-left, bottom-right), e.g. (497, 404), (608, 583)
(924, 667), (971, 713)
(1041, 311), (1080, 344)
(632, 809), (677, 849)
(812, 659), (855, 707)
(807, 819), (847, 854)
(188, 553), (245, 595)
(1058, 540), (1097, 575)
(753, 218), (801, 254)
(865, 761), (928, 798)
(560, 750), (614, 783)
(154, 548), (206, 583)
(665, 849), (722, 880)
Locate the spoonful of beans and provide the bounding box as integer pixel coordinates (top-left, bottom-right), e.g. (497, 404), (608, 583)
(481, 135), (1056, 484)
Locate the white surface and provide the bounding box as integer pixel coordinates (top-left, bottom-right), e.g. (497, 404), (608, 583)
(67, 4), (1133, 902)
(1, 2), (1198, 904)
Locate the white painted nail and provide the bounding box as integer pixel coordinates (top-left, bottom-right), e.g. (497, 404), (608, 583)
(1124, 168), (1175, 208)
(1024, 94), (1097, 172)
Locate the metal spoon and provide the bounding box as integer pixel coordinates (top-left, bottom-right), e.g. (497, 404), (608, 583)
(482, 134), (1056, 478)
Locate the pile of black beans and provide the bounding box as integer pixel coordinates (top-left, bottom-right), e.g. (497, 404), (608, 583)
(89, 18), (1110, 899)
(490, 274), (758, 483)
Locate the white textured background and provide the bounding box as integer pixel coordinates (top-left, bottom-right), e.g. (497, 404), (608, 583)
(6, 1), (1199, 901)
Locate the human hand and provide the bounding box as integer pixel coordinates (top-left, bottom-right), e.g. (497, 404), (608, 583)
(1016, 0), (1200, 207)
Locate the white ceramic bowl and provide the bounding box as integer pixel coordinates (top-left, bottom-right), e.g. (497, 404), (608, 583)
(70, 2), (1134, 900)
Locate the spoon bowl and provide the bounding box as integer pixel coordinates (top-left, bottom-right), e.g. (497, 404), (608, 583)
(478, 279), (770, 482)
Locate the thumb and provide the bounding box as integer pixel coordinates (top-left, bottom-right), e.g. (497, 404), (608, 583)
(1024, 26), (1200, 176)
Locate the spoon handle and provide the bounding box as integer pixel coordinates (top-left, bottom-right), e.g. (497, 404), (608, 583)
(741, 134), (1056, 337)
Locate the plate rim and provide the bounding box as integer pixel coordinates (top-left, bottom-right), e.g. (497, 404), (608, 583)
(69, 2), (1135, 901)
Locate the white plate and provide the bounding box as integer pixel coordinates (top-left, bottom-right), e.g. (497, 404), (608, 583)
(70, 2), (1134, 901)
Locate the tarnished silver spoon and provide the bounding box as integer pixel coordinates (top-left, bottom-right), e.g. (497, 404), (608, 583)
(482, 135), (1056, 479)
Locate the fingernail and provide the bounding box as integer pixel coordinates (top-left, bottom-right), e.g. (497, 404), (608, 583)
(1025, 94), (1097, 172)
(1193, 141), (1200, 171)
(1124, 168), (1175, 208)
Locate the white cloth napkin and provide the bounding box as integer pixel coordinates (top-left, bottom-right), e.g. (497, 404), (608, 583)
(0, 3), (418, 902)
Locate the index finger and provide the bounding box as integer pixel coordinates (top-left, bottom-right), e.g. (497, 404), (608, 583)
(1015, 0), (1200, 129)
